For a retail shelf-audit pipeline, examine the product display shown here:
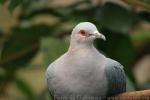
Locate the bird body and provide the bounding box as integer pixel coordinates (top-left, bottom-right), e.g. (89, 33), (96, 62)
(46, 22), (126, 99)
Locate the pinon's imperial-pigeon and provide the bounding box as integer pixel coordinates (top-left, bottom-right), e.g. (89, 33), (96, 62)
(46, 22), (126, 99)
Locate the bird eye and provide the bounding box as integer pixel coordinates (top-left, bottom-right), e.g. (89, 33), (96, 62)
(79, 30), (87, 36)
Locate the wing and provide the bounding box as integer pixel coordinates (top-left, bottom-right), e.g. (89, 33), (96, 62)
(46, 63), (55, 99)
(105, 58), (126, 96)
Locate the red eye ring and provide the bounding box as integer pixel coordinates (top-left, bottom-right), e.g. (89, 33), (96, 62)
(79, 30), (87, 36)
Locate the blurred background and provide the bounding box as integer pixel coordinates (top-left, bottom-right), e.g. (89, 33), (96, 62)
(0, 0), (150, 99)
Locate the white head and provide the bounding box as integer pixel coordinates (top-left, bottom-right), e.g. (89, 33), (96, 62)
(71, 22), (106, 44)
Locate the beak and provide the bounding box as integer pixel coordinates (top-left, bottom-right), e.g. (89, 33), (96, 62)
(93, 30), (106, 41)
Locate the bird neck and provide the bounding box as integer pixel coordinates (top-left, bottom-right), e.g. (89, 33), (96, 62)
(68, 40), (95, 52)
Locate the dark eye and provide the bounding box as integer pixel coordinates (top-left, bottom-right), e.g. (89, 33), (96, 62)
(79, 30), (87, 36)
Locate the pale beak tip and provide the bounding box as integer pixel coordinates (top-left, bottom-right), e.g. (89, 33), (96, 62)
(102, 35), (106, 41)
(93, 31), (106, 41)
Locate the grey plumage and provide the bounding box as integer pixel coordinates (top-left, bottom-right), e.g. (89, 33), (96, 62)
(105, 58), (126, 96)
(46, 22), (126, 99)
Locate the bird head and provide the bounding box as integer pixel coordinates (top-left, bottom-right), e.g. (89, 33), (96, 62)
(71, 22), (106, 44)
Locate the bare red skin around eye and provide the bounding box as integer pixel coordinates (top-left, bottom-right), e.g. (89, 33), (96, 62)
(79, 30), (87, 36)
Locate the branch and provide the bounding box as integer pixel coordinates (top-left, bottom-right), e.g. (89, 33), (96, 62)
(113, 89), (150, 100)
(0, 43), (39, 65)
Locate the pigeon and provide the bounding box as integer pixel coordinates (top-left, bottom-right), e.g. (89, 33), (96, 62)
(46, 22), (126, 100)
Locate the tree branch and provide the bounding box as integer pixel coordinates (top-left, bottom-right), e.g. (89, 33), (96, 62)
(0, 43), (39, 65)
(113, 89), (150, 100)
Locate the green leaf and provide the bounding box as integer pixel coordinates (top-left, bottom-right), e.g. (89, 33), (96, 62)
(143, 0), (150, 4)
(95, 3), (134, 33)
(8, 0), (37, 13)
(0, 29), (3, 37)
(0, 0), (6, 4)
(15, 78), (34, 99)
(0, 67), (6, 85)
(137, 11), (150, 22)
(42, 37), (68, 66)
(13, 24), (53, 37)
(0, 27), (40, 69)
(126, 76), (135, 91)
(0, 24), (53, 69)
(8, 0), (22, 13)
(130, 30), (150, 42)
(137, 82), (150, 90)
(19, 7), (71, 21)
(36, 89), (53, 100)
(96, 29), (135, 83)
(70, 7), (97, 22)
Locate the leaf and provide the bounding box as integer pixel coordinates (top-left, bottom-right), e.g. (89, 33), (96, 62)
(0, 27), (40, 69)
(8, 0), (22, 13)
(0, 29), (3, 37)
(15, 78), (34, 99)
(137, 82), (150, 90)
(8, 0), (37, 13)
(21, 0), (33, 8)
(0, 0), (6, 4)
(0, 68), (6, 85)
(19, 7), (71, 21)
(36, 89), (53, 100)
(70, 7), (97, 22)
(130, 30), (150, 42)
(18, 1), (91, 21)
(95, 3), (134, 33)
(143, 0), (150, 4)
(126, 76), (135, 91)
(12, 24), (53, 37)
(95, 29), (135, 83)
(0, 24), (54, 69)
(137, 11), (150, 22)
(42, 37), (68, 66)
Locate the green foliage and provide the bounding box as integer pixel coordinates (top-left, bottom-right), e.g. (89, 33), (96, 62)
(15, 78), (35, 99)
(96, 3), (135, 33)
(131, 30), (150, 42)
(8, 0), (22, 13)
(1, 24), (54, 69)
(8, 0), (37, 13)
(137, 11), (150, 22)
(1, 29), (40, 69)
(96, 30), (135, 82)
(0, 0), (6, 4)
(42, 37), (68, 66)
(143, 0), (150, 4)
